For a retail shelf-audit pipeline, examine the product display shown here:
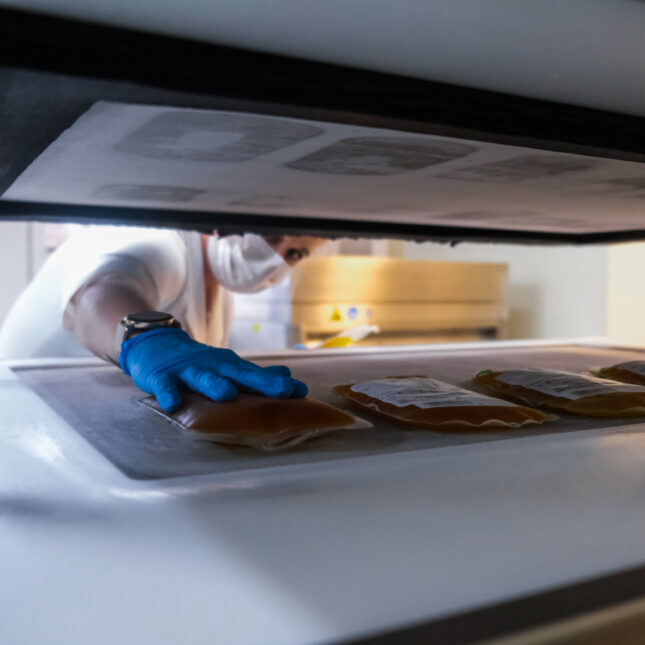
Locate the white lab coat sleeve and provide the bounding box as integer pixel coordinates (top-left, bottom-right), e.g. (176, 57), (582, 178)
(206, 234), (289, 294)
(62, 228), (187, 327)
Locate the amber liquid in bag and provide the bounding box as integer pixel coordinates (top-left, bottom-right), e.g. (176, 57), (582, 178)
(473, 368), (645, 417)
(596, 361), (645, 386)
(142, 392), (369, 451)
(334, 376), (554, 430)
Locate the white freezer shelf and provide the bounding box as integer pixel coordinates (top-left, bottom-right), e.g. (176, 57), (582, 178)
(4, 339), (645, 644)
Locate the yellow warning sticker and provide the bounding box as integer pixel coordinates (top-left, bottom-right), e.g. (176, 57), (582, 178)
(330, 308), (343, 322)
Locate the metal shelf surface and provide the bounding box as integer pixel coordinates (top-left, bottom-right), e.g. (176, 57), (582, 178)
(5, 340), (645, 643)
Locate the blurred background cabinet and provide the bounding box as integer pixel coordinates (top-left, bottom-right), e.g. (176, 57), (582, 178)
(232, 256), (509, 349)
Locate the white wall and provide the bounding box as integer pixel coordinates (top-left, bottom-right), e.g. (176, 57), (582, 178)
(403, 241), (608, 340)
(0, 223), (31, 324)
(607, 241), (645, 346)
(0, 223), (46, 326)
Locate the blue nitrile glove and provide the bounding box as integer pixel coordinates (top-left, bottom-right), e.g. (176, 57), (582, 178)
(119, 327), (308, 413)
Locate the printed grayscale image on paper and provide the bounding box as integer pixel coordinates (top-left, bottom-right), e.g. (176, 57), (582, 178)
(7, 100), (645, 233)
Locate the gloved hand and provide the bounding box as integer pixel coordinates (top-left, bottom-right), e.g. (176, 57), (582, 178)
(119, 327), (308, 413)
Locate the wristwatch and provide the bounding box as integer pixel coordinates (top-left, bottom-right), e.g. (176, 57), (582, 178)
(114, 311), (182, 361)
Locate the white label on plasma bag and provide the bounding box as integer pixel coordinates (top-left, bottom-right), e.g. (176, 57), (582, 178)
(495, 369), (645, 400)
(615, 361), (645, 376)
(350, 377), (515, 408)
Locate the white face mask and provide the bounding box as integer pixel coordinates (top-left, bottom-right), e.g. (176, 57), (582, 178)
(207, 234), (290, 293)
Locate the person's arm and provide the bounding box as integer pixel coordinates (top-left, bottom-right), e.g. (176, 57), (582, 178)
(67, 274), (307, 413)
(66, 278), (155, 363)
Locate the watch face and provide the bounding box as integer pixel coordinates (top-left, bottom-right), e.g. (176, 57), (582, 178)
(128, 311), (173, 324)
(116, 311), (180, 358)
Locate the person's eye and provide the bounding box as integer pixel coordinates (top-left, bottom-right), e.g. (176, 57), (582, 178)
(285, 248), (306, 263)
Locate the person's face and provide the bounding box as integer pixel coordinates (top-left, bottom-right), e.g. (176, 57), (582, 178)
(263, 235), (327, 265)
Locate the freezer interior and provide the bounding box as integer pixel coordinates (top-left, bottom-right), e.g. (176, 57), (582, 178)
(4, 6), (645, 243)
(7, 5), (645, 644)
